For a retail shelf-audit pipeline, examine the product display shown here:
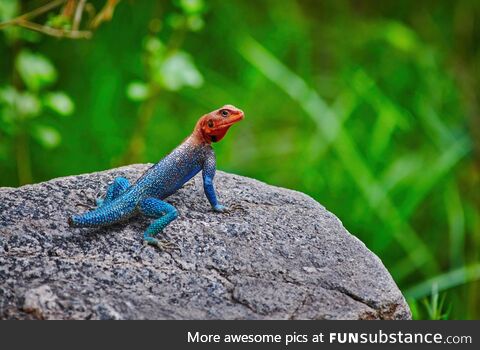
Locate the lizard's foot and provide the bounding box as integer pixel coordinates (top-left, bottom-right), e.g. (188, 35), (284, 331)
(76, 189), (99, 209)
(213, 204), (228, 213)
(95, 197), (104, 207)
(94, 188), (107, 207)
(143, 238), (179, 252)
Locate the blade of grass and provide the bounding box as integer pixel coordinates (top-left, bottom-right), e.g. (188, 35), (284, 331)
(445, 181), (465, 269)
(350, 69), (410, 159)
(421, 284), (450, 320)
(307, 92), (358, 163)
(466, 203), (480, 319)
(405, 263), (480, 300)
(380, 154), (422, 192)
(415, 98), (456, 148)
(391, 138), (470, 279)
(400, 136), (470, 219)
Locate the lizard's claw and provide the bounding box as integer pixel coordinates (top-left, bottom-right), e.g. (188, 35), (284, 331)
(157, 240), (180, 252)
(229, 203), (245, 211)
(76, 189), (100, 209)
(143, 238), (179, 252)
(75, 202), (94, 210)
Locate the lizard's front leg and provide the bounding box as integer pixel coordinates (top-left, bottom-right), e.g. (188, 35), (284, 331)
(139, 198), (178, 250)
(202, 149), (227, 212)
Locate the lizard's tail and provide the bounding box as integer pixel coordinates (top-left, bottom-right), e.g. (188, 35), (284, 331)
(68, 200), (136, 228)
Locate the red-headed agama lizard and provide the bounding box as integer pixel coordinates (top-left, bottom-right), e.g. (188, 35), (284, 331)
(68, 105), (244, 249)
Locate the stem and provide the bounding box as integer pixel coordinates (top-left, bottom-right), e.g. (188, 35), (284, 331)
(62, 0), (77, 18)
(166, 23), (187, 53)
(9, 1), (32, 186)
(0, 0), (92, 40)
(0, 0), (67, 29)
(15, 130), (33, 185)
(18, 19), (92, 39)
(90, 0), (120, 29)
(72, 0), (87, 31)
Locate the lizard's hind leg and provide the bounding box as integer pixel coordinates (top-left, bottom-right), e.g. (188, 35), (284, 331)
(96, 177), (130, 207)
(139, 198), (179, 250)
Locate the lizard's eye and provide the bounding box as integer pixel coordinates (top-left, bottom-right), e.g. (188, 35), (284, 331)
(221, 110), (229, 117)
(207, 120), (214, 128)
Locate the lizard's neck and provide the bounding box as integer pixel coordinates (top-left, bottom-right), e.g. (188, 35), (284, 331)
(190, 127), (211, 146)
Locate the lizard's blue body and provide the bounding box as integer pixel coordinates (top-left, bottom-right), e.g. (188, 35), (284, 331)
(69, 105), (244, 248)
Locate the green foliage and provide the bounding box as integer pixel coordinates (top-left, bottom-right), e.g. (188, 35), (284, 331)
(170, 0), (205, 31)
(126, 81), (150, 102)
(405, 264), (480, 300)
(160, 52), (203, 91)
(1, 0), (479, 320)
(0, 0), (17, 21)
(15, 50), (57, 91)
(0, 0), (41, 43)
(44, 92), (74, 116)
(176, 0), (205, 15)
(410, 285), (451, 320)
(0, 86), (41, 122)
(131, 33), (204, 94)
(0, 0), (17, 40)
(46, 14), (72, 30)
(31, 124), (61, 149)
(0, 37), (74, 183)
(125, 0), (206, 100)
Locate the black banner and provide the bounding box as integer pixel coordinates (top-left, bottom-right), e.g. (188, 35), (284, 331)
(0, 320), (477, 349)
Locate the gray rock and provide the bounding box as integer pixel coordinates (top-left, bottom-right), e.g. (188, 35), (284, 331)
(0, 164), (411, 320)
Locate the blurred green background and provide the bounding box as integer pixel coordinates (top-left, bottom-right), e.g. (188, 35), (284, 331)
(0, 0), (479, 319)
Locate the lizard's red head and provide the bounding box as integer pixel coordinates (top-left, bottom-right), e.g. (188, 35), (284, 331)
(196, 104), (244, 143)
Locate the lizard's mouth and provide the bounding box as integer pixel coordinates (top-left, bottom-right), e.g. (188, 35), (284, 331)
(214, 112), (245, 130)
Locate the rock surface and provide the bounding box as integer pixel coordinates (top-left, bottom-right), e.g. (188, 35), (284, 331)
(0, 165), (411, 320)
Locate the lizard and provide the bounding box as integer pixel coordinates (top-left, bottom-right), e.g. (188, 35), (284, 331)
(68, 104), (244, 249)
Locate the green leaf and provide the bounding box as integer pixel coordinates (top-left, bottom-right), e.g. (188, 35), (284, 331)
(44, 92), (75, 116)
(17, 91), (41, 118)
(0, 0), (19, 42)
(15, 50), (57, 91)
(46, 14), (72, 30)
(126, 81), (150, 101)
(176, 0), (205, 14)
(187, 15), (204, 31)
(144, 36), (165, 56)
(0, 86), (41, 118)
(31, 124), (61, 149)
(0, 0), (18, 22)
(381, 21), (418, 52)
(166, 13), (186, 30)
(0, 85), (17, 104)
(158, 52), (203, 91)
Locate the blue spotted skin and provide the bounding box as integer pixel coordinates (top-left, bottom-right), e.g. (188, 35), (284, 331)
(68, 105), (244, 248)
